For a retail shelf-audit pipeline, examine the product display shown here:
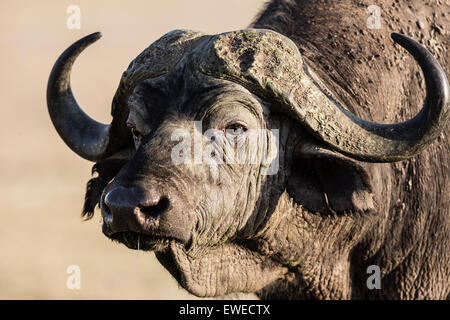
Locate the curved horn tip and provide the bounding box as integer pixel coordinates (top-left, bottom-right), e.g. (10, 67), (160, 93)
(390, 32), (449, 100)
(77, 32), (103, 47)
(390, 32), (403, 42)
(87, 31), (102, 41)
(390, 32), (420, 50)
(47, 31), (110, 162)
(64, 32), (102, 52)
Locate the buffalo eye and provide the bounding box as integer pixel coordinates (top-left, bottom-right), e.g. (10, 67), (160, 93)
(224, 123), (247, 136)
(126, 123), (143, 147)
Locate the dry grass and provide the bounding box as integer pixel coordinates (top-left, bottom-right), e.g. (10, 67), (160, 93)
(0, 0), (263, 299)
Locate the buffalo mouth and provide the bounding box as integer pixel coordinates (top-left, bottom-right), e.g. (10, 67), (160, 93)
(106, 231), (191, 286)
(106, 230), (179, 252)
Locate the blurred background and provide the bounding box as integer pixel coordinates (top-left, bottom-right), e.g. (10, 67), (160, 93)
(0, 0), (264, 299)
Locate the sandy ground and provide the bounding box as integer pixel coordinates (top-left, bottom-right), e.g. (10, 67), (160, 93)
(0, 0), (264, 299)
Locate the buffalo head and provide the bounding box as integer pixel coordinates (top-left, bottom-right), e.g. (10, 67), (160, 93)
(47, 29), (449, 297)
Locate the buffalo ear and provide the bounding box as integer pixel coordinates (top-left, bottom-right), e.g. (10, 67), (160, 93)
(286, 140), (376, 215)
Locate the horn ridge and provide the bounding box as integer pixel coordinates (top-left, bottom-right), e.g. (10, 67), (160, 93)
(302, 33), (449, 162)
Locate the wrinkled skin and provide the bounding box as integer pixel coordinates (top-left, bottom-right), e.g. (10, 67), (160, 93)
(101, 61), (294, 296)
(49, 0), (449, 299)
(251, 0), (449, 299)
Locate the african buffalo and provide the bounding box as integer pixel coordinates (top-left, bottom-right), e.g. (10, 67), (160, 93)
(47, 0), (449, 299)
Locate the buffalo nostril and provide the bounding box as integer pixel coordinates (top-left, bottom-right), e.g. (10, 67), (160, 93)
(102, 186), (170, 233)
(138, 196), (170, 218)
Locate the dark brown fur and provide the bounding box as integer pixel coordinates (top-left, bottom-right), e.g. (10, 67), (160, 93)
(79, 1), (449, 299)
(252, 0), (449, 299)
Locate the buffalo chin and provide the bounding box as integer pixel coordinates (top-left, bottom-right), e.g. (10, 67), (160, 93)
(155, 242), (288, 298)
